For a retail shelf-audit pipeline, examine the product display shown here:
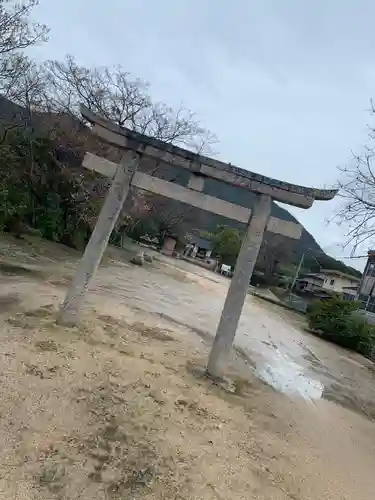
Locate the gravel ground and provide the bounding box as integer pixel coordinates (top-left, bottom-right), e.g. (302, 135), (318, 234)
(0, 233), (375, 499)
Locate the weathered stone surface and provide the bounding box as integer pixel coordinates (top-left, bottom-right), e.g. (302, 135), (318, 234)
(207, 194), (272, 377)
(144, 253), (153, 263)
(130, 252), (144, 266)
(81, 104), (338, 206)
(83, 153), (303, 239)
(57, 152), (139, 326)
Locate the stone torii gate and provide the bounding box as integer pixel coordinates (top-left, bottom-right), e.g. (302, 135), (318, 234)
(58, 104), (337, 377)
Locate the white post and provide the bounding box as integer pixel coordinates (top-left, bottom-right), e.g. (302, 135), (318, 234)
(57, 151), (140, 326)
(207, 194), (272, 377)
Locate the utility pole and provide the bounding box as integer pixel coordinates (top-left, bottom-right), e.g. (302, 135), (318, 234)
(289, 252), (304, 293)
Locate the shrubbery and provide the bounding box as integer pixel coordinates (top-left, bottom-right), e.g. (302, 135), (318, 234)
(307, 297), (375, 357)
(200, 226), (242, 267)
(0, 130), (94, 249)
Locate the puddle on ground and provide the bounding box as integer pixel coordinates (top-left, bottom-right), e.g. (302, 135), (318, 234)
(252, 343), (375, 419)
(255, 347), (324, 401)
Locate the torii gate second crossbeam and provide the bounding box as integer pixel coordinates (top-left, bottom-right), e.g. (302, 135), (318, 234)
(57, 104), (338, 378)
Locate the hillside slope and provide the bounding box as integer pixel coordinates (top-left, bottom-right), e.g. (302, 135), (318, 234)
(0, 96), (359, 277)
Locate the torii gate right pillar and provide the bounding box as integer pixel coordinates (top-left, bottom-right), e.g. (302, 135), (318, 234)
(207, 194), (272, 377)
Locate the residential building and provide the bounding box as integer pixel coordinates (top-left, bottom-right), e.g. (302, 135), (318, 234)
(295, 269), (360, 297)
(184, 231), (214, 259)
(295, 273), (325, 293)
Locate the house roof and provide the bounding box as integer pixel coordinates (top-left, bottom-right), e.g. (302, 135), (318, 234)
(318, 269), (361, 282)
(299, 274), (324, 282)
(300, 270), (361, 283)
(191, 236), (213, 251)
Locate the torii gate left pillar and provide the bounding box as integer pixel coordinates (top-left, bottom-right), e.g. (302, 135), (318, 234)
(57, 151), (139, 326)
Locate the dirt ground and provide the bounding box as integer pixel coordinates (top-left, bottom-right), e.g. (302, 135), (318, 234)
(1, 234), (375, 499)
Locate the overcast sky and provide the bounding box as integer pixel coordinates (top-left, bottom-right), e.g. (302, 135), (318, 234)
(29, 1), (375, 269)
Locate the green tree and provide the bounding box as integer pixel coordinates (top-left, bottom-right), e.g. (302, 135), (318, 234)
(0, 126), (94, 247)
(209, 226), (243, 267)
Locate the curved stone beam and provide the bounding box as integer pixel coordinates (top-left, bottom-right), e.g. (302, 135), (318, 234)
(80, 104), (338, 208)
(82, 152), (302, 239)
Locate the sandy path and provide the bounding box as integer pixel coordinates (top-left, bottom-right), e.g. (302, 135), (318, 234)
(0, 235), (375, 498)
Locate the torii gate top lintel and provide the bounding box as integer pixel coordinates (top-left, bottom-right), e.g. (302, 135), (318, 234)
(80, 104), (338, 209)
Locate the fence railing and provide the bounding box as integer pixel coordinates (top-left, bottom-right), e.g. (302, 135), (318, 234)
(283, 293), (308, 313)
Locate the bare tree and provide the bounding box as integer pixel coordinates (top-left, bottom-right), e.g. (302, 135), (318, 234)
(335, 146), (375, 251)
(16, 61), (47, 108)
(136, 193), (191, 238)
(42, 55), (217, 154)
(0, 0), (48, 97)
(0, 0), (47, 53)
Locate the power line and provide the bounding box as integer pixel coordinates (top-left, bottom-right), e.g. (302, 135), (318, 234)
(308, 247), (368, 260)
(301, 247), (366, 262)
(334, 255), (368, 260)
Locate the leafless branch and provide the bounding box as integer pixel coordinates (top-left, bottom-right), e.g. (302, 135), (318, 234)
(0, 0), (48, 55)
(335, 145), (375, 251)
(0, 1), (48, 97)
(41, 56), (218, 155)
